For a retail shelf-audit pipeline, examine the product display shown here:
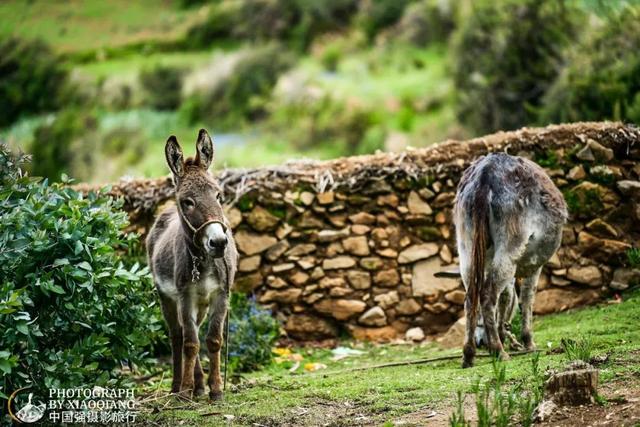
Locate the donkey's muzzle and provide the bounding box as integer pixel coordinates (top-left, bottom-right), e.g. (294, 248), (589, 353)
(202, 222), (228, 258)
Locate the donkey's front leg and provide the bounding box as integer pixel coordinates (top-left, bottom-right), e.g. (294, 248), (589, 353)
(179, 295), (200, 397)
(159, 294), (183, 393)
(205, 294), (227, 400)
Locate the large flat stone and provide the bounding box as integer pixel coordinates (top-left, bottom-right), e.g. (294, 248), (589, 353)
(398, 243), (439, 264)
(314, 299), (367, 320)
(235, 230), (278, 255)
(534, 288), (600, 315)
(412, 258), (461, 296)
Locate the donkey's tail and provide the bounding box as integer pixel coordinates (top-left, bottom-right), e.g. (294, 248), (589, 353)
(466, 170), (491, 346)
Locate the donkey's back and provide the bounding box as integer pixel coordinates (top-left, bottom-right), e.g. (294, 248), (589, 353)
(456, 153), (567, 273)
(455, 153), (567, 367)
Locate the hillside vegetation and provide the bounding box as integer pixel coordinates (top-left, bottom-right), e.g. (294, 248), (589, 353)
(1, 0), (639, 183)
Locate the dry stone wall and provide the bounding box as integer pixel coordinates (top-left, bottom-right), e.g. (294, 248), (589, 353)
(78, 122), (640, 341)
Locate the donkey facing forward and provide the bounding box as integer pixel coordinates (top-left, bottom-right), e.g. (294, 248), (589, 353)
(454, 153), (567, 368)
(147, 129), (238, 399)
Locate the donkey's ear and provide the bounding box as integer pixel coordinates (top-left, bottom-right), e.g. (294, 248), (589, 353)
(165, 135), (184, 181)
(195, 128), (214, 170)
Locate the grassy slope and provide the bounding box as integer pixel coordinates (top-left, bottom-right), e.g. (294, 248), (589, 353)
(0, 0), (204, 53)
(138, 288), (640, 426)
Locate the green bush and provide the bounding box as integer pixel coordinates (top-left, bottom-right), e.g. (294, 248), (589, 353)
(0, 145), (163, 400)
(393, 0), (457, 46)
(356, 0), (414, 42)
(227, 293), (279, 373)
(139, 64), (184, 110)
(30, 110), (98, 181)
(182, 44), (294, 126)
(185, 0), (357, 50)
(452, 0), (582, 135)
(186, 1), (242, 48)
(0, 37), (70, 128)
(270, 95), (383, 155)
(541, 5), (640, 124)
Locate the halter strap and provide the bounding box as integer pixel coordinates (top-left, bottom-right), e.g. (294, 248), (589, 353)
(175, 199), (227, 248)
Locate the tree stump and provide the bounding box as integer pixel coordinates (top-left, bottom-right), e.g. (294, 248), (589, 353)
(544, 361), (599, 406)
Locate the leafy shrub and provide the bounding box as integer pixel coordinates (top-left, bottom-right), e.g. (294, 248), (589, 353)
(270, 95), (383, 155)
(185, 0), (357, 50)
(182, 44), (294, 126)
(227, 293), (279, 373)
(392, 0), (457, 46)
(186, 1), (243, 48)
(356, 0), (414, 42)
(541, 5), (640, 124)
(452, 0), (582, 135)
(320, 39), (345, 71)
(0, 37), (70, 127)
(30, 109), (98, 181)
(0, 145), (163, 400)
(139, 64), (185, 110)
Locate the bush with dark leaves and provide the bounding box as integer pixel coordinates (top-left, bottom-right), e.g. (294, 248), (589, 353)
(0, 37), (70, 127)
(541, 5), (640, 125)
(0, 145), (163, 401)
(452, 0), (582, 135)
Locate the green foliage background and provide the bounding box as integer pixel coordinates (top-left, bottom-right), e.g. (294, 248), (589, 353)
(2, 0), (639, 181)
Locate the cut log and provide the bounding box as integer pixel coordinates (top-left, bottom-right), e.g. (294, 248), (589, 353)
(544, 361), (599, 406)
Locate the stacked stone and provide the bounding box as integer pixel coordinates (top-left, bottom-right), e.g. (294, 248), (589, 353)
(78, 122), (640, 342)
(227, 177), (469, 341)
(530, 138), (640, 314)
(228, 137), (640, 342)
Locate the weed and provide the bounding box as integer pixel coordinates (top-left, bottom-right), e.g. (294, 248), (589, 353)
(594, 393), (608, 406)
(626, 247), (640, 268)
(563, 188), (603, 218)
(451, 353), (546, 427)
(561, 337), (593, 362)
(449, 390), (470, 427)
(535, 149), (559, 168)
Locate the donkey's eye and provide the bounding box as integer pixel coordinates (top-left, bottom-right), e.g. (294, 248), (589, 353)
(216, 193), (224, 203)
(181, 198), (195, 210)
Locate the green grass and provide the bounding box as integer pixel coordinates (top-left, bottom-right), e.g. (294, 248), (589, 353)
(75, 50), (217, 80)
(298, 43), (460, 145)
(0, 0), (205, 53)
(137, 288), (640, 426)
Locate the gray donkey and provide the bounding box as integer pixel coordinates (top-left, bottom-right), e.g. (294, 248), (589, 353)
(454, 153), (567, 368)
(147, 129), (238, 399)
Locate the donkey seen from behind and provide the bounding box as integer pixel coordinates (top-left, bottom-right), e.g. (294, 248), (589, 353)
(147, 129), (238, 399)
(454, 153), (567, 368)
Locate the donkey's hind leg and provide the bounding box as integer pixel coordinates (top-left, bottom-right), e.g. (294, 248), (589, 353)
(498, 280), (523, 351)
(483, 259), (517, 361)
(158, 293), (183, 394)
(459, 257), (478, 368)
(520, 266), (542, 351)
(205, 292), (228, 401)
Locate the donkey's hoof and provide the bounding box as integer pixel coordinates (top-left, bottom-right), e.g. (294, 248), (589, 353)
(461, 359), (474, 369)
(209, 390), (223, 401)
(194, 386), (206, 397)
(498, 351), (511, 361)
